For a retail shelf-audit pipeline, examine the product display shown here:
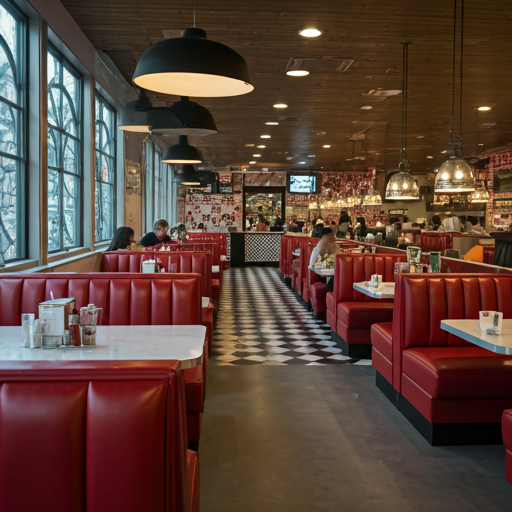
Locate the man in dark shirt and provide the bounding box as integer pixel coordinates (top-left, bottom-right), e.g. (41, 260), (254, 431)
(139, 219), (171, 247)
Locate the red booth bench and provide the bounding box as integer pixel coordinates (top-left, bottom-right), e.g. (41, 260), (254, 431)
(101, 250), (214, 350)
(504, 409), (512, 484)
(326, 253), (406, 359)
(0, 273), (205, 444)
(372, 273), (512, 445)
(0, 360), (198, 512)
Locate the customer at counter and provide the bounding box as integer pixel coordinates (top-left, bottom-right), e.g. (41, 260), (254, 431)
(311, 222), (325, 238)
(256, 215), (268, 231)
(384, 218), (399, 247)
(140, 219), (171, 247)
(270, 217), (284, 232)
(107, 227), (135, 251)
(431, 215), (442, 231)
(336, 211), (351, 239)
(468, 216), (488, 236)
(354, 217), (368, 239)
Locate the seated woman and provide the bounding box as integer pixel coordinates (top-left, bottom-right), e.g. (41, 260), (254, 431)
(336, 211), (351, 239)
(107, 227), (135, 251)
(140, 219), (171, 247)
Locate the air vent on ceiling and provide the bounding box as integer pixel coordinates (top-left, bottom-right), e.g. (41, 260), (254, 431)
(162, 29), (184, 39)
(285, 56), (354, 74)
(362, 89), (402, 97)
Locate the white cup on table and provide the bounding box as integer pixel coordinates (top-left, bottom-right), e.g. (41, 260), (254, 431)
(479, 311), (503, 335)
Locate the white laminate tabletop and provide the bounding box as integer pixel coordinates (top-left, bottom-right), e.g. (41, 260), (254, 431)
(309, 266), (335, 277)
(440, 319), (512, 355)
(212, 265), (220, 273)
(0, 325), (205, 369)
(353, 282), (395, 299)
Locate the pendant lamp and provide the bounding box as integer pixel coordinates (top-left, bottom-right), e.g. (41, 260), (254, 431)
(133, 27), (253, 98)
(435, 0), (475, 193)
(174, 164), (201, 186)
(385, 42), (420, 201)
(118, 90), (152, 132)
(163, 135), (202, 164)
(165, 96), (218, 136)
(469, 182), (490, 203)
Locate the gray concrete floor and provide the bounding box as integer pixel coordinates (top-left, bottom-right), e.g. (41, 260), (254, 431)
(200, 365), (512, 512)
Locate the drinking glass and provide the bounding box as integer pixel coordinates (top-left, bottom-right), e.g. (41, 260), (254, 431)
(394, 262), (411, 281)
(479, 311), (503, 335)
(21, 313), (35, 348)
(406, 246), (421, 263)
(430, 252), (441, 273)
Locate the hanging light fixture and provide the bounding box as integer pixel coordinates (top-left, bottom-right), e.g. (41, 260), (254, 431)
(385, 42), (420, 201)
(165, 97), (217, 136)
(174, 164), (201, 186)
(435, 0), (475, 193)
(133, 1), (253, 98)
(118, 90), (152, 132)
(469, 182), (490, 203)
(162, 136), (202, 164)
(364, 193), (382, 206)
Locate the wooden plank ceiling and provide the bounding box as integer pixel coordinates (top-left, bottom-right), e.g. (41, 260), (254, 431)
(62, 0), (512, 174)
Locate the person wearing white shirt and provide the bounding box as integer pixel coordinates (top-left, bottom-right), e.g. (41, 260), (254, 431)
(309, 228), (336, 267)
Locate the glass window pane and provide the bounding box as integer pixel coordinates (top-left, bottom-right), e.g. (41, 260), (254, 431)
(94, 95), (115, 242)
(47, 47), (82, 252)
(0, 2), (25, 261)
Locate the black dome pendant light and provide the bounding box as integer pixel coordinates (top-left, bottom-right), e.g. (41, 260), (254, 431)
(174, 165), (201, 186)
(163, 135), (202, 164)
(133, 1), (253, 97)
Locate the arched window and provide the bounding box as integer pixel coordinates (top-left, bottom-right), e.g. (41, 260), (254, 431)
(95, 95), (116, 242)
(0, 1), (26, 262)
(47, 46), (82, 252)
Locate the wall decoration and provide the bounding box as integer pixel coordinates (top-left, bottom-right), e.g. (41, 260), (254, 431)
(184, 192), (243, 231)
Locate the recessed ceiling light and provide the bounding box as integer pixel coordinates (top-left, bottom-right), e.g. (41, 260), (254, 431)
(299, 28), (322, 38)
(273, 103), (288, 108)
(257, 145), (266, 148)
(478, 106), (492, 111)
(286, 70), (309, 77)
(317, 132), (326, 135)
(308, 154), (315, 157)
(262, 168), (269, 171)
(426, 156), (434, 159)
(478, 143), (484, 146)
(441, 150), (447, 154)
(265, 121), (279, 125)
(253, 154), (261, 157)
(249, 161), (256, 164)
(417, 135), (424, 139)
(323, 144), (331, 148)
(361, 105), (373, 110)
(286, 157), (292, 160)
(261, 135), (271, 138)
(299, 161), (306, 164)
(245, 143), (255, 146)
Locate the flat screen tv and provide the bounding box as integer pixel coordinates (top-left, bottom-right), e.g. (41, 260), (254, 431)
(287, 174), (320, 194)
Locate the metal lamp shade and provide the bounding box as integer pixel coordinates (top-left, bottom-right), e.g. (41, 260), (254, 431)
(434, 156), (475, 193)
(162, 136), (202, 164)
(174, 165), (201, 186)
(469, 183), (490, 203)
(168, 97), (218, 136)
(133, 28), (254, 98)
(118, 100), (150, 132)
(385, 172), (420, 200)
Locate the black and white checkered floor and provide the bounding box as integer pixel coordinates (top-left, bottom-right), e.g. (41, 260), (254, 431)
(211, 267), (372, 366)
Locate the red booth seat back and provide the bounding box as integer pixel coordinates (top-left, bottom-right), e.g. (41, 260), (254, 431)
(0, 361), (189, 512)
(392, 273), (512, 391)
(0, 273), (201, 326)
(101, 251), (212, 298)
(185, 233), (227, 267)
(332, 253), (407, 303)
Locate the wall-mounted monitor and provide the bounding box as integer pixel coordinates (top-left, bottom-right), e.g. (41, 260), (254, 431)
(287, 173), (321, 194)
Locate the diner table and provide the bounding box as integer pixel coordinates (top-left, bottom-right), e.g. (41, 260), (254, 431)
(309, 266), (334, 277)
(353, 281), (395, 299)
(292, 250), (300, 257)
(440, 319), (512, 355)
(0, 325), (205, 369)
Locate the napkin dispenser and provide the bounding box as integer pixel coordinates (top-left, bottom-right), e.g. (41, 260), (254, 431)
(38, 298), (75, 335)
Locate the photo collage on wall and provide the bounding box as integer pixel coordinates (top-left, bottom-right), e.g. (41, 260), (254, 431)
(185, 192), (243, 231)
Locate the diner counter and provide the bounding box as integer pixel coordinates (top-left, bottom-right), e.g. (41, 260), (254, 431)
(230, 231), (284, 266)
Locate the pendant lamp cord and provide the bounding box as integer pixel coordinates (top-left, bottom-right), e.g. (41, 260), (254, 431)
(193, 0), (196, 27)
(451, 0), (457, 148)
(460, 0), (464, 150)
(401, 42), (409, 161)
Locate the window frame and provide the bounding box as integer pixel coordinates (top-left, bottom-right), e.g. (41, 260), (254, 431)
(46, 43), (84, 253)
(0, 0), (27, 262)
(94, 91), (116, 243)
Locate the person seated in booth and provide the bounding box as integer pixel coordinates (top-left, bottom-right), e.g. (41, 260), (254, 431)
(309, 227), (336, 267)
(468, 216), (489, 236)
(139, 219), (171, 247)
(107, 226), (135, 251)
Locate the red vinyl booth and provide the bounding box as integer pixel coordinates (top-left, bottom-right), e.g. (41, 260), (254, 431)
(185, 232), (228, 270)
(372, 273), (512, 445)
(280, 234), (306, 279)
(291, 237), (313, 292)
(326, 253), (406, 358)
(504, 409), (512, 484)
(0, 273), (205, 443)
(0, 360), (198, 512)
(101, 251), (214, 350)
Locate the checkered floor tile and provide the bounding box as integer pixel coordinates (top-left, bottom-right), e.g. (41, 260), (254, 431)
(211, 267), (367, 365)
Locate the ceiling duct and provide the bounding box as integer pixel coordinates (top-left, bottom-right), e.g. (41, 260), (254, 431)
(284, 56), (354, 74)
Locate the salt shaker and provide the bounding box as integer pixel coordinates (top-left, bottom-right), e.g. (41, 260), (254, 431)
(21, 313), (35, 348)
